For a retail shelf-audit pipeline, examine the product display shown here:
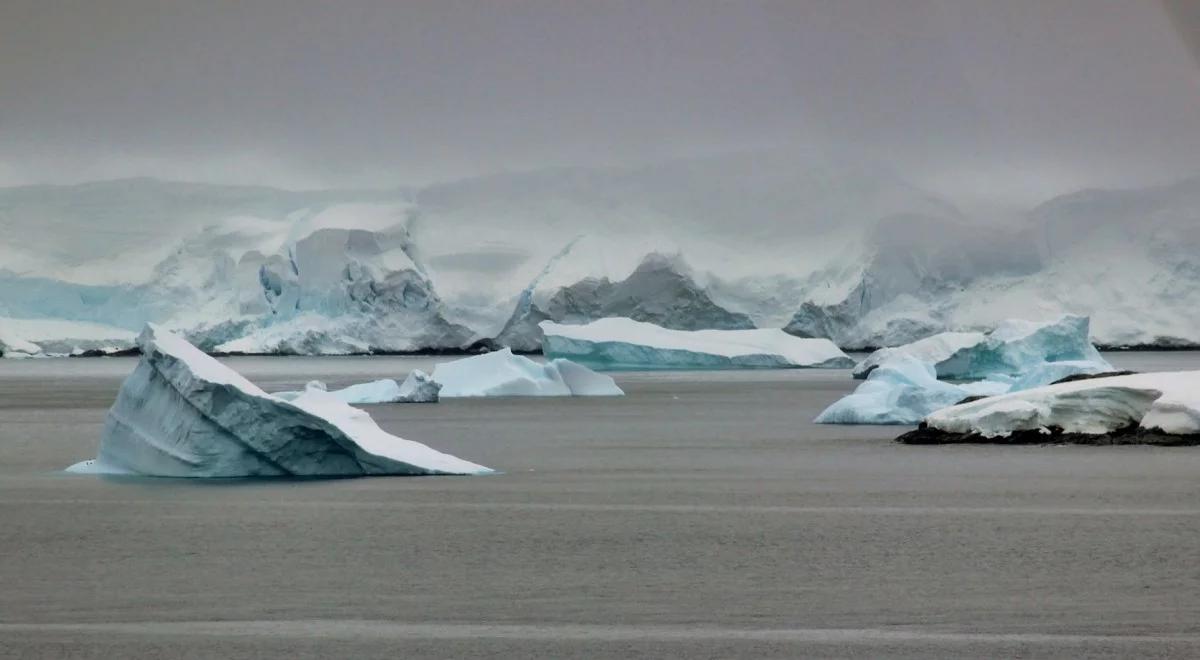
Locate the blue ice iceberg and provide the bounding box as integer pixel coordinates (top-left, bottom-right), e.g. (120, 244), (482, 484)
(854, 315), (1112, 380)
(539, 317), (854, 371)
(815, 356), (1010, 425)
(432, 348), (624, 397)
(66, 325), (490, 477)
(821, 316), (1114, 425)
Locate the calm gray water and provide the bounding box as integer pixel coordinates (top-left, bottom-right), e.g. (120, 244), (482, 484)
(1, 353), (1199, 659)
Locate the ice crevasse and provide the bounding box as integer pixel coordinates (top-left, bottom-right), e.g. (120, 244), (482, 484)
(67, 324), (491, 477)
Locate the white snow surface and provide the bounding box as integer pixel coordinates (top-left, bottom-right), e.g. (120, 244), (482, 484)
(66, 324), (490, 477)
(540, 318), (854, 370)
(924, 371), (1200, 438)
(432, 348), (624, 397)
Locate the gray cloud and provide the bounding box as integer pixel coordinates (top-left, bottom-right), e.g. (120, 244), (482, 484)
(1, 0), (1199, 207)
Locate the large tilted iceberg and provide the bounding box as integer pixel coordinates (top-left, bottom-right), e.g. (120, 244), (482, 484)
(899, 371), (1200, 445)
(276, 370), (441, 404)
(539, 318), (854, 370)
(853, 315), (1111, 379)
(819, 316), (1113, 425)
(432, 348), (623, 397)
(67, 325), (490, 477)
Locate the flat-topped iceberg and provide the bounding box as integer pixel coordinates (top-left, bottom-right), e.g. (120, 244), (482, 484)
(853, 315), (1111, 379)
(899, 371), (1200, 445)
(539, 318), (854, 370)
(432, 348), (623, 397)
(276, 370), (441, 404)
(67, 325), (490, 477)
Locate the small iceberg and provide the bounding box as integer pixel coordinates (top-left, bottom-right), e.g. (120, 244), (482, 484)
(853, 315), (1112, 379)
(67, 324), (491, 477)
(432, 348), (624, 397)
(899, 371), (1200, 445)
(814, 356), (1010, 425)
(820, 316), (1114, 425)
(539, 318), (854, 370)
(277, 370), (441, 404)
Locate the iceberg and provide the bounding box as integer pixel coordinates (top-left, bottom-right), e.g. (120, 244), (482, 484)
(539, 318), (854, 370)
(66, 325), (490, 477)
(853, 316), (1111, 380)
(815, 356), (1010, 425)
(276, 370), (441, 404)
(432, 348), (624, 397)
(899, 371), (1200, 445)
(821, 317), (1113, 425)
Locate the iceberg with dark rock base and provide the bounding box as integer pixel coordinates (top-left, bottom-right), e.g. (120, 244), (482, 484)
(899, 371), (1200, 445)
(67, 325), (489, 477)
(539, 318), (854, 371)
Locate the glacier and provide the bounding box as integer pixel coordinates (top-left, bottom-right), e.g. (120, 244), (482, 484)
(277, 370), (441, 404)
(431, 348), (624, 397)
(5, 165), (1200, 355)
(66, 324), (490, 477)
(900, 371), (1200, 445)
(540, 317), (854, 370)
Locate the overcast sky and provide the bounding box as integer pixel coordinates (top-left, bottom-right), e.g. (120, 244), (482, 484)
(1, 0), (1198, 207)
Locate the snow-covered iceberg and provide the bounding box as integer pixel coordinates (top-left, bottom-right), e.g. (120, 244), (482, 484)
(67, 325), (490, 477)
(814, 356), (1009, 425)
(899, 371), (1200, 445)
(853, 315), (1111, 379)
(431, 348), (623, 397)
(276, 370), (441, 404)
(539, 318), (854, 370)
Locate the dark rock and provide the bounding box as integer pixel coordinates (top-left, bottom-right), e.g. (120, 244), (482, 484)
(1049, 370), (1138, 385)
(896, 423), (1200, 446)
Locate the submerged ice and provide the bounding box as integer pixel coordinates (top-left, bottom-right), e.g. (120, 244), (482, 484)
(540, 318), (853, 370)
(431, 348), (623, 397)
(67, 325), (490, 477)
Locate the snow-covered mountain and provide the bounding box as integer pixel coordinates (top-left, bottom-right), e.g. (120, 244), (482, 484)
(1, 155), (1197, 356)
